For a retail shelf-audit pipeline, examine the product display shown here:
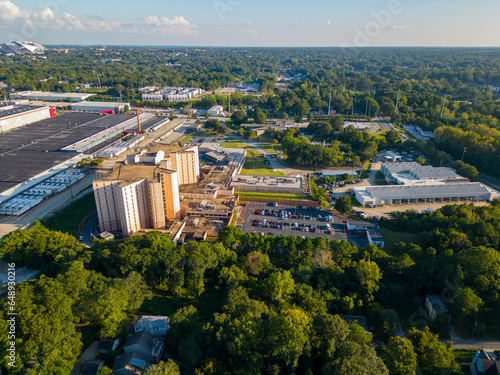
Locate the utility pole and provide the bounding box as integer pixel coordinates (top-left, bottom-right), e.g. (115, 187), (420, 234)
(440, 94), (447, 118)
(461, 147), (467, 162)
(328, 88), (332, 116)
(395, 89), (400, 114)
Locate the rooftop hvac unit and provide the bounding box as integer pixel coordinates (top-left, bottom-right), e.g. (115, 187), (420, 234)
(200, 200), (208, 208)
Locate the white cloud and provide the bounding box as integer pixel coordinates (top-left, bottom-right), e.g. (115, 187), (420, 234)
(0, 1), (197, 36)
(242, 22), (252, 26)
(0, 0), (28, 22)
(326, 20), (332, 25)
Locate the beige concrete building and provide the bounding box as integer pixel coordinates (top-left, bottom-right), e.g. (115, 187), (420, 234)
(128, 145), (200, 186)
(93, 164), (181, 236)
(93, 144), (201, 237)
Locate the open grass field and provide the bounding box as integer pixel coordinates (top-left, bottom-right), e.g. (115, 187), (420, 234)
(241, 148), (286, 176)
(259, 144), (282, 154)
(236, 191), (309, 200)
(379, 227), (420, 252)
(180, 135), (193, 146)
(222, 140), (248, 148)
(42, 192), (96, 237)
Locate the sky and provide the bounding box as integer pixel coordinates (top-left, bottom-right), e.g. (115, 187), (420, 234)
(0, 0), (499, 47)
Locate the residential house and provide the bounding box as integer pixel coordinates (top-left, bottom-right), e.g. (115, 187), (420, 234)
(112, 352), (149, 375)
(134, 315), (170, 339)
(97, 338), (120, 358)
(471, 349), (500, 375)
(80, 359), (104, 375)
(123, 330), (165, 363)
(425, 295), (447, 320)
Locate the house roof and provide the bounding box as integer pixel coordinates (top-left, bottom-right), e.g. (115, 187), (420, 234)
(135, 315), (169, 332)
(112, 352), (148, 374)
(426, 295), (447, 312)
(80, 359), (104, 375)
(97, 339), (118, 352)
(124, 330), (155, 351)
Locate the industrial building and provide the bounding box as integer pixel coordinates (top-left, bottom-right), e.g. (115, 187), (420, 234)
(0, 41), (45, 54)
(380, 162), (466, 185)
(0, 112), (142, 203)
(10, 91), (95, 102)
(93, 144), (201, 236)
(207, 105), (224, 117)
(352, 162), (500, 207)
(353, 183), (498, 206)
(0, 105), (54, 133)
(71, 101), (130, 112)
(231, 175), (304, 194)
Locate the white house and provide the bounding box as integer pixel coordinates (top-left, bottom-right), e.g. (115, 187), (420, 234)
(425, 295), (447, 320)
(134, 315), (170, 338)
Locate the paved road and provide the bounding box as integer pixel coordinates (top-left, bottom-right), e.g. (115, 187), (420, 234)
(81, 215), (99, 247)
(441, 339), (500, 349)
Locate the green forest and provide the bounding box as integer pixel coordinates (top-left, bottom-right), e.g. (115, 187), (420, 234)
(1, 47), (498, 175)
(1, 201), (500, 374)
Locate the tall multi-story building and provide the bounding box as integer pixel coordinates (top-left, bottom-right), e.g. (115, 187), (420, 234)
(93, 145), (200, 236)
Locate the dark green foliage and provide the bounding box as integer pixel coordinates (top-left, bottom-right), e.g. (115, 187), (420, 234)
(335, 196), (353, 215)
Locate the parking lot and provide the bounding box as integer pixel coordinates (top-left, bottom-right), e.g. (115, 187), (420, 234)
(241, 202), (348, 241)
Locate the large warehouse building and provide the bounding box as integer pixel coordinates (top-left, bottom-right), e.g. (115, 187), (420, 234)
(353, 162), (500, 206)
(10, 91), (95, 102)
(353, 183), (498, 206)
(71, 101), (130, 112)
(0, 112), (140, 203)
(0, 105), (54, 133)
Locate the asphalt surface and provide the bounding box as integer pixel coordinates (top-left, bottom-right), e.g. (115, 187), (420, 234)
(241, 202), (348, 241)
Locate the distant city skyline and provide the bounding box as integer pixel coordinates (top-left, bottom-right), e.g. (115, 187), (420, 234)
(0, 0), (499, 47)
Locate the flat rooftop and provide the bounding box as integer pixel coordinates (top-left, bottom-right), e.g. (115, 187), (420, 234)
(11, 91), (95, 100)
(358, 183), (491, 200)
(231, 175), (302, 189)
(97, 163), (176, 187)
(0, 105), (46, 119)
(0, 112), (135, 194)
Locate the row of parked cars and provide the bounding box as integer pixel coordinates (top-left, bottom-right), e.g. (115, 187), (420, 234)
(317, 179), (364, 192)
(254, 208), (334, 222)
(252, 219), (334, 234)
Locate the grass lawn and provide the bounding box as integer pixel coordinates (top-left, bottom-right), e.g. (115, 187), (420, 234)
(236, 192), (309, 200)
(180, 135), (193, 146)
(379, 227), (420, 252)
(241, 148), (285, 176)
(454, 349), (478, 365)
(374, 171), (389, 185)
(222, 140), (249, 148)
(259, 144), (281, 154)
(42, 192), (96, 237)
(360, 162), (371, 179)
